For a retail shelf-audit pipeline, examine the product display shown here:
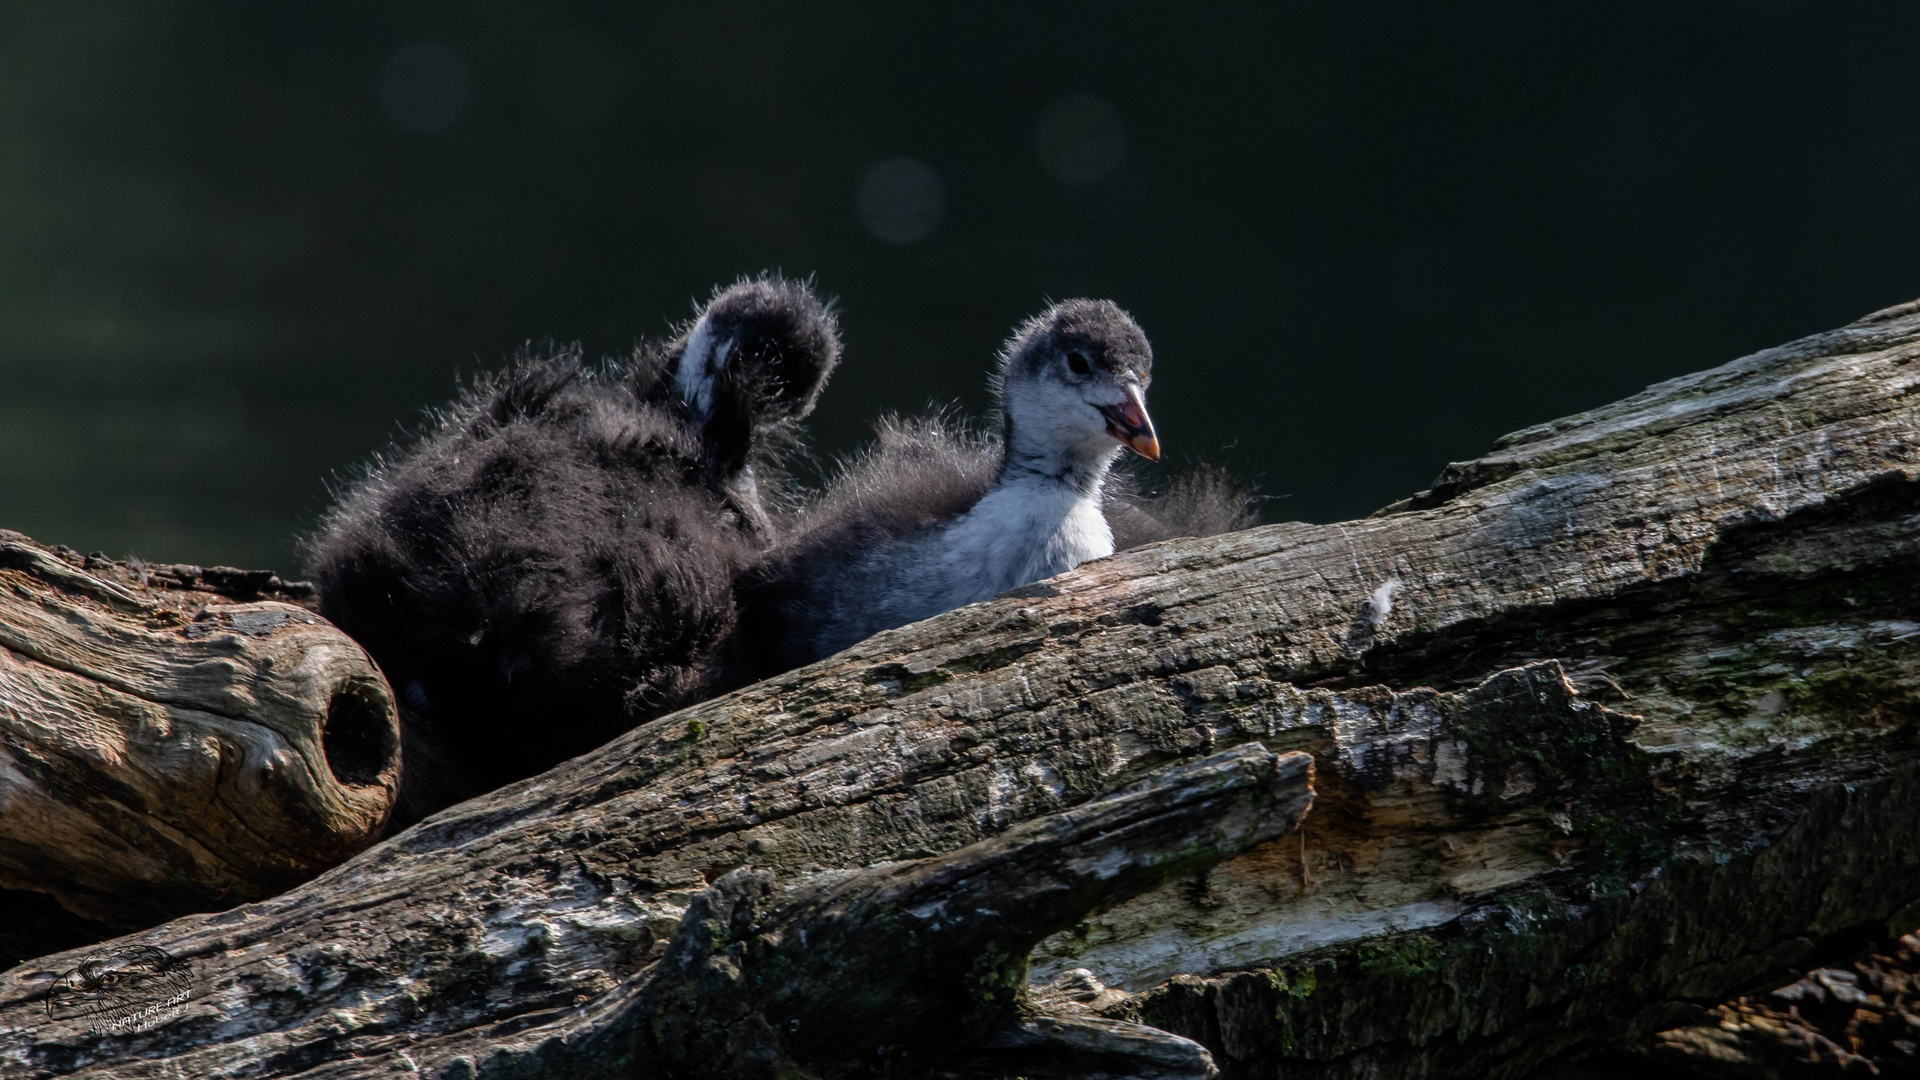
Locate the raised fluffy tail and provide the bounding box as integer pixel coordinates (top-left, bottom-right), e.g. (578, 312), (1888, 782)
(655, 275), (842, 478)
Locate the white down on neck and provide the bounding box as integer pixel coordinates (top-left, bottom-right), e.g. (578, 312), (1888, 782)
(803, 382), (1124, 656)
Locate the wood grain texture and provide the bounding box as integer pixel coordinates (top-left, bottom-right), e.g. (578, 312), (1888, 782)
(465, 744), (1312, 1079)
(2, 299), (1919, 1078)
(0, 535), (399, 929)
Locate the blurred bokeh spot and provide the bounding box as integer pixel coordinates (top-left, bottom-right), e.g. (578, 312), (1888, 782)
(1035, 93), (1149, 221)
(379, 40), (470, 134)
(856, 158), (947, 244)
(1035, 93), (1129, 186)
(1, 4), (1918, 574)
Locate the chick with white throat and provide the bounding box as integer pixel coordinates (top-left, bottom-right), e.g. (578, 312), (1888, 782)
(749, 298), (1160, 664)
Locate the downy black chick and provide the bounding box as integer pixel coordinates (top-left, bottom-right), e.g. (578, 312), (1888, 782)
(740, 298), (1255, 675)
(303, 276), (839, 823)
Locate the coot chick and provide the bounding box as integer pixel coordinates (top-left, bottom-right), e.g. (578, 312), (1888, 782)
(742, 299), (1253, 673)
(304, 276), (839, 822)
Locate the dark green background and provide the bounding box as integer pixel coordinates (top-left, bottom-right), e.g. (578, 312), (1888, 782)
(3, 2), (1917, 574)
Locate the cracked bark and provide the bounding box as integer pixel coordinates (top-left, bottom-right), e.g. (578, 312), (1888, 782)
(3, 298), (1920, 1078)
(0, 536), (399, 935)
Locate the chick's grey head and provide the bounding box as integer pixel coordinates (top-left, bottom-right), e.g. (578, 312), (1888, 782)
(996, 298), (1159, 469)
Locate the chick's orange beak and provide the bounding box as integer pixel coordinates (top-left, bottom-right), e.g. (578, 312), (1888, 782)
(1098, 384), (1160, 461)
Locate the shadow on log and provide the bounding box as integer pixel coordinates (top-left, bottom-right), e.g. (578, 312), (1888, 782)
(3, 299), (1920, 1077)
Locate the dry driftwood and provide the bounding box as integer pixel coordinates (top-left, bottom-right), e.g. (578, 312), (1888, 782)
(0, 536), (399, 934)
(3, 298), (1920, 1078)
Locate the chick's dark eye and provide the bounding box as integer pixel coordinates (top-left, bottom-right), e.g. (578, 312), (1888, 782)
(1066, 352), (1091, 376)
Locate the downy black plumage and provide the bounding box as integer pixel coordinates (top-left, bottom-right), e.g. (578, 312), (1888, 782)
(303, 276), (839, 823)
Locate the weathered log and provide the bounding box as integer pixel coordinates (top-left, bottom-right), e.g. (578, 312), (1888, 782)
(0, 535), (400, 931)
(2, 299), (1919, 1078)
(475, 744), (1313, 1079)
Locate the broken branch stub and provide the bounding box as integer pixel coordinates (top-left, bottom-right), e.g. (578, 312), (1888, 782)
(0, 534), (400, 929)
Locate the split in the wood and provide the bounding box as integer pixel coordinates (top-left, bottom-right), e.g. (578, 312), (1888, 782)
(461, 743), (1309, 1078)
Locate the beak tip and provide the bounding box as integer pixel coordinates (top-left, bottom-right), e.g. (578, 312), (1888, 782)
(1102, 391), (1159, 461)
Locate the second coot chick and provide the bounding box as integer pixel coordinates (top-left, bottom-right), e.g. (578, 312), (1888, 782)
(742, 299), (1254, 673)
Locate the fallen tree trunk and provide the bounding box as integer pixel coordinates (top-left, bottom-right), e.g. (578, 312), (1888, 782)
(482, 744), (1314, 1080)
(0, 537), (399, 932)
(3, 299), (1920, 1077)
